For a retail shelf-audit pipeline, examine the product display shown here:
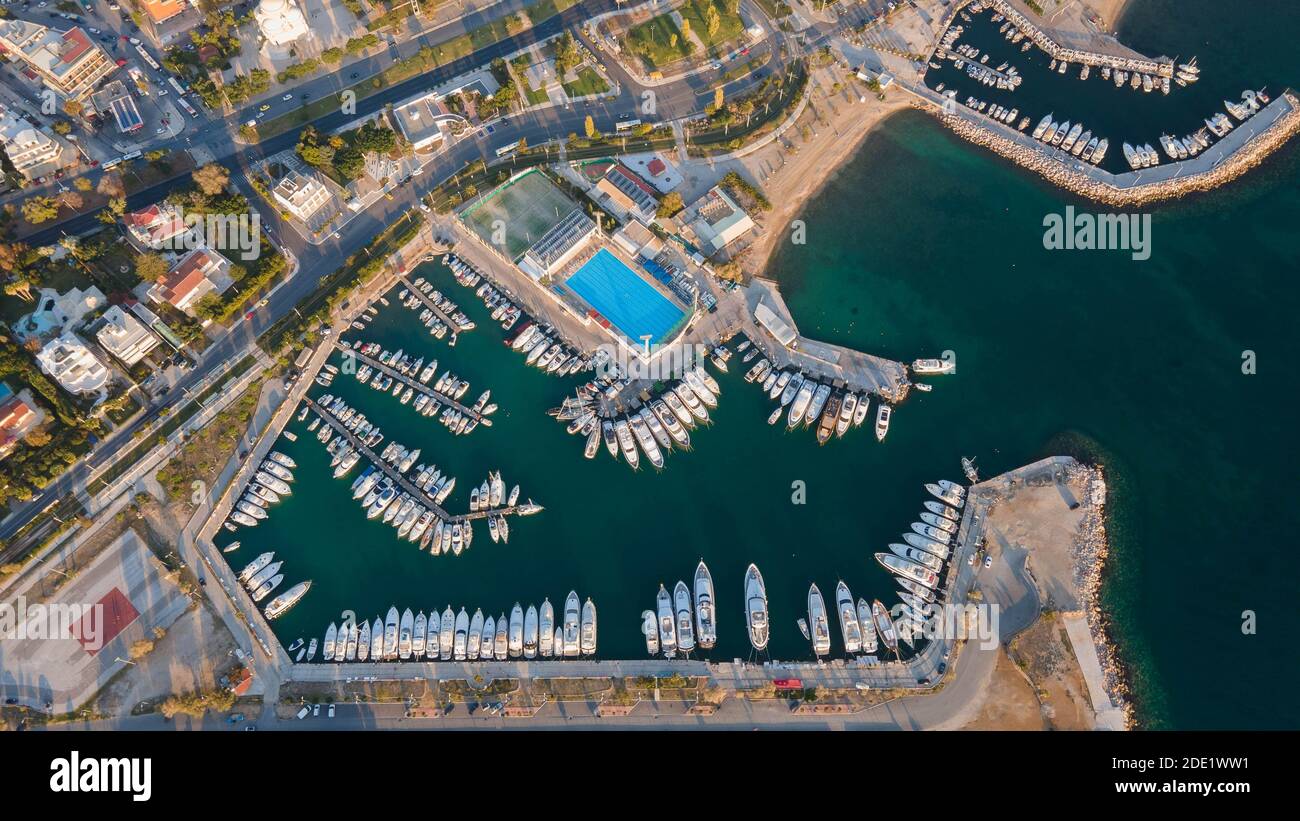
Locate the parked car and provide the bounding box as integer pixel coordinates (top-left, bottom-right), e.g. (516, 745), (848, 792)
(984, 555), (993, 569)
(327, 703), (335, 718)
(295, 706), (310, 719)
(226, 713), (245, 723)
(311, 704), (320, 717)
(282, 94), (292, 101)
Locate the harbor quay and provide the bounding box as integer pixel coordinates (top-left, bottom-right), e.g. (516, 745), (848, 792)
(739, 278), (911, 402)
(986, 0), (1173, 77)
(911, 83), (1300, 206)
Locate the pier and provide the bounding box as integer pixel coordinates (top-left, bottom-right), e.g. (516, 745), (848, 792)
(337, 341), (484, 423)
(397, 274), (464, 333)
(983, 0), (1173, 77)
(738, 278), (911, 401)
(303, 396), (530, 525)
(303, 395), (456, 520)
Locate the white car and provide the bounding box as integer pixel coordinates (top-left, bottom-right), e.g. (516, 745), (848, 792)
(311, 704), (320, 717)
(327, 703), (336, 718)
(984, 555), (993, 569)
(282, 94), (293, 101)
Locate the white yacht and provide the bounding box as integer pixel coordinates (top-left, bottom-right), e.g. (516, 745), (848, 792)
(563, 592), (581, 658)
(580, 598), (597, 656)
(523, 604), (539, 659)
(539, 599), (555, 658)
(745, 564), (770, 651)
(693, 561), (717, 649)
(508, 603), (524, 658)
(835, 581), (862, 654)
(674, 581), (696, 653)
(453, 607), (469, 660)
(657, 584), (677, 657)
(807, 583), (831, 656)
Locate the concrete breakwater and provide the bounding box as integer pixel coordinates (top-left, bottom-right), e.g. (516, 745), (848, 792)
(930, 91), (1300, 207)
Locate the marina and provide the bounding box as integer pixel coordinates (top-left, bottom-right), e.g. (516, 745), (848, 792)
(920, 0), (1300, 202)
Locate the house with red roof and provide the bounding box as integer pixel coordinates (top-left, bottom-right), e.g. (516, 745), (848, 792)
(146, 247), (233, 315)
(124, 202), (192, 250)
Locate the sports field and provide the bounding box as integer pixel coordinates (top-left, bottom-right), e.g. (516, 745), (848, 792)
(461, 170), (578, 260)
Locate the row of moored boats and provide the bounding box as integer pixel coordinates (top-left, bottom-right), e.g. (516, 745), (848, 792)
(320, 592), (596, 662)
(224, 451), (297, 531)
(236, 550), (312, 620)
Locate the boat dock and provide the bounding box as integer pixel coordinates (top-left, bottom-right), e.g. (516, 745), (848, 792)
(337, 341), (483, 423)
(303, 395), (455, 520)
(985, 0), (1173, 77)
(303, 395), (530, 525)
(397, 274), (462, 332)
(737, 278), (911, 401)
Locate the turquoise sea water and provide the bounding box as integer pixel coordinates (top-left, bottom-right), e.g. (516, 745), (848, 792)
(219, 0), (1299, 729)
(764, 0), (1300, 728)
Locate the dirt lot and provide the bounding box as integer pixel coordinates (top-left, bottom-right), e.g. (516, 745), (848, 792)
(961, 648), (1045, 730)
(1008, 612), (1096, 730)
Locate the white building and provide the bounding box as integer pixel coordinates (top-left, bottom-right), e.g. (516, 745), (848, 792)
(272, 168), (331, 222)
(0, 105), (64, 180)
(36, 333), (110, 397)
(254, 0), (309, 47)
(96, 305), (160, 366)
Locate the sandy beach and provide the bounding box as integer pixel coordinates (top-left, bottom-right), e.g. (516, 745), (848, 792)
(698, 66), (916, 279)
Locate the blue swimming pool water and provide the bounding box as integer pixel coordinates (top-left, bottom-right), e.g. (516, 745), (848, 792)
(565, 248), (684, 344)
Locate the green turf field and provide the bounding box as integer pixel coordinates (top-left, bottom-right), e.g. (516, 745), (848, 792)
(461, 169), (579, 260)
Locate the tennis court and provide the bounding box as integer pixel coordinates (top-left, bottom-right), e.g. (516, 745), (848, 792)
(461, 170), (577, 259)
(565, 249), (686, 345)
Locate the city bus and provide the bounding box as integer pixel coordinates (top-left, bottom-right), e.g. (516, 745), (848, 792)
(614, 118), (643, 132)
(134, 44), (160, 71)
(494, 140), (523, 158)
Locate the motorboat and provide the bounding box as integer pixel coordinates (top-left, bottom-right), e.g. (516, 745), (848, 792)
(872, 600), (899, 654)
(580, 598), (597, 656)
(693, 561), (717, 649)
(524, 604), (539, 659)
(674, 581), (696, 653)
(875, 552), (940, 588)
(453, 607), (470, 660)
(836, 581), (862, 654)
(745, 563), (769, 651)
(875, 403), (892, 442)
(539, 599), (554, 658)
(857, 599), (878, 655)
(468, 609), (484, 660)
(507, 603), (524, 658)
(643, 610), (660, 656)
(439, 607), (455, 660)
(494, 614), (508, 660)
(657, 584), (677, 657)
(563, 592), (581, 657)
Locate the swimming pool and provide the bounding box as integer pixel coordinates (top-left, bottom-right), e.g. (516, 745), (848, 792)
(565, 249), (685, 345)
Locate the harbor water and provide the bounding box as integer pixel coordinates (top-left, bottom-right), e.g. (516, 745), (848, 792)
(220, 0), (1298, 729)
(766, 0), (1300, 729)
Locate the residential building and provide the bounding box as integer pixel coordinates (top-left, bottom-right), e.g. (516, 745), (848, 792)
(0, 104), (64, 180)
(90, 79), (144, 133)
(271, 168), (331, 222)
(686, 186), (756, 256)
(131, 0), (201, 47)
(36, 333), (110, 397)
(147, 247), (233, 315)
(124, 202), (191, 250)
(0, 383), (42, 459)
(392, 92), (455, 152)
(13, 285), (106, 341)
(0, 20), (116, 100)
(96, 305), (161, 366)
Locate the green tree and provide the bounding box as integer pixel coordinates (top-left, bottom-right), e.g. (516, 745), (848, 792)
(136, 253), (170, 282)
(656, 191), (684, 218)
